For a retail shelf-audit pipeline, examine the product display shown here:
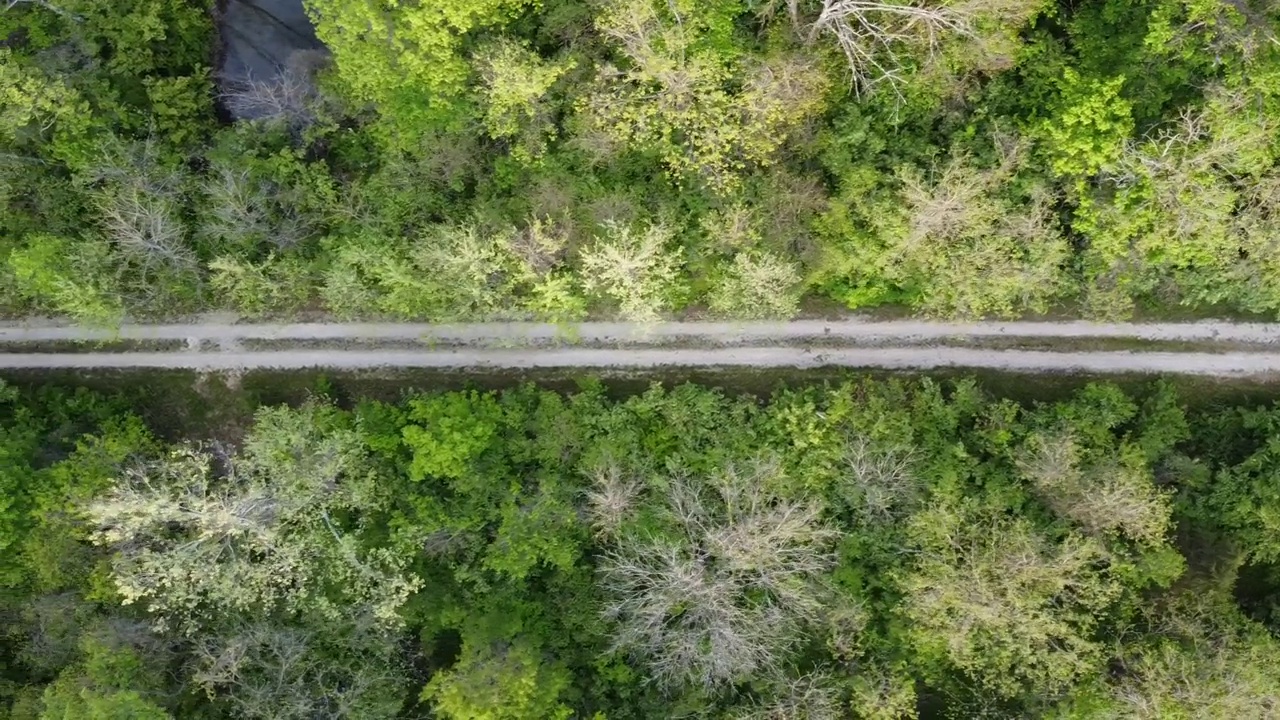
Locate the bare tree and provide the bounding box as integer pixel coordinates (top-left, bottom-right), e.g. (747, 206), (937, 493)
(15, 593), (84, 673)
(594, 460), (840, 691)
(585, 460), (642, 539)
(1017, 431), (1172, 545)
(708, 250), (803, 320)
(880, 135), (1068, 318)
(843, 436), (920, 521)
(220, 72), (315, 127)
(731, 673), (844, 720)
(766, 0), (1037, 101)
(1107, 86), (1272, 214)
(218, 50), (332, 130)
(809, 0), (973, 98)
(1219, 0), (1280, 56)
(701, 202), (761, 251)
(1234, 170), (1280, 309)
(95, 184), (194, 271)
(202, 166), (272, 246)
(200, 163), (316, 250)
(1081, 83), (1280, 316)
(85, 138), (197, 276)
(899, 132), (1024, 250)
(1148, 0), (1280, 62)
(755, 169), (832, 265)
(1111, 83), (1273, 207)
(584, 0), (828, 192)
(190, 618), (405, 720)
(2, 0), (82, 21)
(506, 215), (571, 277)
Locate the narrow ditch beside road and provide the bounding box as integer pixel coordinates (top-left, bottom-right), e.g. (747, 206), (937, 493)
(1, 318), (1279, 376)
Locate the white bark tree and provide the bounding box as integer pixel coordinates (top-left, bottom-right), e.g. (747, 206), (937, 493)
(591, 459), (840, 691)
(87, 403), (419, 719)
(190, 618), (405, 720)
(1017, 431), (1173, 545)
(87, 404), (419, 635)
(766, 0), (1041, 100)
(87, 138), (196, 277)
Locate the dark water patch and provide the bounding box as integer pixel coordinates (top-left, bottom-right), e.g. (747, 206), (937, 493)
(214, 0), (326, 121)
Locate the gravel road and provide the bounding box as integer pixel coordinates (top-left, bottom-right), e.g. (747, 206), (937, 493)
(2, 319), (1280, 375)
(0, 347), (1276, 375)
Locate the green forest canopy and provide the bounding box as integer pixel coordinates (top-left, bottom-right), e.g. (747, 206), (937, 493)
(3, 0), (1280, 322)
(6, 375), (1280, 717)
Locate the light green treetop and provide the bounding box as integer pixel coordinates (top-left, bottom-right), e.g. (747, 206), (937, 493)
(305, 0), (533, 147)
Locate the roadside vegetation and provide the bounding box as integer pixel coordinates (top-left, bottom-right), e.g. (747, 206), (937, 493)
(5, 375), (1280, 717)
(2, 0), (1280, 322)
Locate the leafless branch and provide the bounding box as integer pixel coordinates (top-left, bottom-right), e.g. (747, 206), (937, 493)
(95, 184), (196, 272)
(731, 673), (843, 720)
(220, 72), (316, 128)
(219, 49), (330, 130)
(844, 436), (919, 520)
(3, 0), (82, 22)
(597, 460), (840, 690)
(791, 0), (976, 101)
(586, 460), (643, 538)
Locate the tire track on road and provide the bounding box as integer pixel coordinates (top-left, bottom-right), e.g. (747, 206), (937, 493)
(1, 347), (1279, 376)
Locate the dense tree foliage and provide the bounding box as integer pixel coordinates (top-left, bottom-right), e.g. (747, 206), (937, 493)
(5, 374), (1280, 717)
(3, 0), (1280, 321)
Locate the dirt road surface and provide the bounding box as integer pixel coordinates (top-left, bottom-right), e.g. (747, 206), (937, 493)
(0, 347), (1279, 376)
(2, 318), (1279, 376)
